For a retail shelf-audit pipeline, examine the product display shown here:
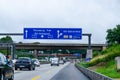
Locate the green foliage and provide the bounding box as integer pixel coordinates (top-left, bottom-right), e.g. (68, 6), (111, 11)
(106, 25), (120, 45)
(17, 53), (35, 58)
(0, 36), (13, 43)
(93, 50), (100, 57)
(86, 45), (120, 67)
(95, 60), (120, 78)
(78, 62), (89, 68)
(0, 50), (7, 55)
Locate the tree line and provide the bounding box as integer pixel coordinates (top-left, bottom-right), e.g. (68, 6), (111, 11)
(0, 36), (13, 43)
(106, 24), (120, 45)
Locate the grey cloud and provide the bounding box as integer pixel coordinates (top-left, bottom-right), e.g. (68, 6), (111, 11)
(0, 0), (120, 43)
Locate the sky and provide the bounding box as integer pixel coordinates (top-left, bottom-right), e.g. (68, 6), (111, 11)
(0, 0), (120, 44)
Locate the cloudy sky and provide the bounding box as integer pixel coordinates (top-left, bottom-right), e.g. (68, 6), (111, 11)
(0, 0), (120, 44)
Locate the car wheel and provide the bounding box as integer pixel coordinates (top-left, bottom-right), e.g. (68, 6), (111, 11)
(33, 67), (35, 70)
(15, 67), (17, 70)
(29, 67), (32, 70)
(20, 68), (22, 70)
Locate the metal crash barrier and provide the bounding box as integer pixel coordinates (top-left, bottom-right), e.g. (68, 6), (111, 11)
(75, 64), (113, 80)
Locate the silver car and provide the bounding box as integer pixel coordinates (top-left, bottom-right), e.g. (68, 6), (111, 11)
(32, 59), (40, 67)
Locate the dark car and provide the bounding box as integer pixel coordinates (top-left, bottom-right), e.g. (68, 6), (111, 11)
(0, 53), (14, 80)
(15, 57), (35, 70)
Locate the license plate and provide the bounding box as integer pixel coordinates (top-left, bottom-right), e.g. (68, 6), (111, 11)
(19, 66), (25, 67)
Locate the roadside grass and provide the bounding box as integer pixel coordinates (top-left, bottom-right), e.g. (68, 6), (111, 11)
(78, 62), (89, 68)
(95, 60), (120, 78)
(86, 45), (120, 67)
(78, 44), (120, 79)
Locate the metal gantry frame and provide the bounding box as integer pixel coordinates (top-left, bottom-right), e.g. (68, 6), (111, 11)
(0, 43), (15, 59)
(0, 33), (92, 59)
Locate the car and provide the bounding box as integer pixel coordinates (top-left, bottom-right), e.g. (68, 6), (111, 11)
(59, 60), (64, 64)
(12, 59), (17, 66)
(32, 58), (40, 67)
(50, 57), (59, 66)
(15, 57), (35, 70)
(0, 53), (14, 80)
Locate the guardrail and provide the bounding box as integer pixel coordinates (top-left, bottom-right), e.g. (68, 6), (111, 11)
(75, 64), (113, 80)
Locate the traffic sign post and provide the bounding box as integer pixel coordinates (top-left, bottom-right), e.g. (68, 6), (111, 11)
(86, 49), (92, 62)
(24, 28), (82, 39)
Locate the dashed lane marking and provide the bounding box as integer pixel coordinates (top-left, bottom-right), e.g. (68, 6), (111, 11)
(46, 71), (51, 74)
(32, 76), (41, 80)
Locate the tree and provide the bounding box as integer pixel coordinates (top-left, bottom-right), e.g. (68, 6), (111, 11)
(0, 36), (13, 43)
(106, 25), (120, 44)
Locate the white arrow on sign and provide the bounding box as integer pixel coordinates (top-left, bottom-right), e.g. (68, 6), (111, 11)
(57, 30), (62, 38)
(25, 30), (28, 38)
(41, 35), (44, 38)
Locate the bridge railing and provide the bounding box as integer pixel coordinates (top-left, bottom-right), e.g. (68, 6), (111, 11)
(75, 64), (113, 80)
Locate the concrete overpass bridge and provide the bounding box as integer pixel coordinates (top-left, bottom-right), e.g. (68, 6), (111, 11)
(0, 43), (107, 51)
(15, 43), (107, 58)
(15, 43), (107, 51)
(0, 43), (107, 58)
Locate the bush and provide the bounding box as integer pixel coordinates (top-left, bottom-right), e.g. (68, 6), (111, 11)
(93, 50), (100, 57)
(86, 45), (120, 67)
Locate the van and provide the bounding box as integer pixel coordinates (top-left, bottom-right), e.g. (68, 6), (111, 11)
(50, 57), (59, 66)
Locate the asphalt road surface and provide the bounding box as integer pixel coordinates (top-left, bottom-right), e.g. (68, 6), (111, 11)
(14, 62), (90, 80)
(14, 62), (70, 80)
(50, 63), (90, 80)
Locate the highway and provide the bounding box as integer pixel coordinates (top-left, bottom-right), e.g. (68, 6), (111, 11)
(14, 62), (90, 80)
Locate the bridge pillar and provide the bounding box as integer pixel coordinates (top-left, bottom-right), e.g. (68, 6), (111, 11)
(86, 34), (92, 62)
(34, 49), (38, 58)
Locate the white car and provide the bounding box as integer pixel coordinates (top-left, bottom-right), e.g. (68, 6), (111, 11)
(32, 59), (40, 67)
(59, 60), (64, 64)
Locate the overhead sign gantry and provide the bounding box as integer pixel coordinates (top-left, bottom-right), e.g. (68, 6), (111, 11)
(23, 28), (82, 39)
(0, 28), (92, 60)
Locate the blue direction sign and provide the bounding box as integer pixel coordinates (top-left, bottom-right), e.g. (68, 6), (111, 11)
(73, 53), (80, 57)
(24, 28), (82, 39)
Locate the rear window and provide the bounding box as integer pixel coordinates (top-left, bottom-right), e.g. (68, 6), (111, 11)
(18, 58), (30, 61)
